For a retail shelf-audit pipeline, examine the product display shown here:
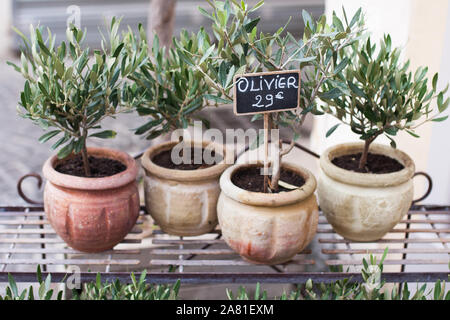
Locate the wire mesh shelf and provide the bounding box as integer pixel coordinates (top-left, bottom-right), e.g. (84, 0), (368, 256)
(0, 204), (448, 284)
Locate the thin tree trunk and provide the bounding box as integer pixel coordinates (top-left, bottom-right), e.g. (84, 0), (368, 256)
(81, 145), (91, 177)
(270, 139), (282, 193)
(263, 114), (270, 193)
(271, 139), (295, 192)
(359, 138), (372, 170)
(80, 129), (91, 177)
(148, 0), (177, 49)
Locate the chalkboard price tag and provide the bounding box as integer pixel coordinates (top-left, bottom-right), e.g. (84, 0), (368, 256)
(233, 70), (301, 116)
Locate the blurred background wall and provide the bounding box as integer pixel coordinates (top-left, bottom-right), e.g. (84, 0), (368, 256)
(5, 0), (323, 51)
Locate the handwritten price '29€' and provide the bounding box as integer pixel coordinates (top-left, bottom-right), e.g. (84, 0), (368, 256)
(236, 74), (299, 108)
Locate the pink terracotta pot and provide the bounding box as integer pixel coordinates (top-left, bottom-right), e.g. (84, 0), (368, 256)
(42, 147), (140, 253)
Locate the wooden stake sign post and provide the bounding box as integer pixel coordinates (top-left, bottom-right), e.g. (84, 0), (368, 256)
(233, 70), (301, 192)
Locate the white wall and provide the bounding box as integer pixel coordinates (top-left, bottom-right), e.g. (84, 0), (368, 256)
(427, 2), (450, 204)
(0, 0), (13, 59)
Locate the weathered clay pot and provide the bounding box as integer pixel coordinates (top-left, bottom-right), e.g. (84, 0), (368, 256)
(141, 140), (229, 236)
(43, 147), (140, 252)
(217, 162), (319, 265)
(317, 142), (415, 242)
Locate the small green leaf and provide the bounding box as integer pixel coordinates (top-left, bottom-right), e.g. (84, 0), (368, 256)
(89, 130), (117, 139)
(384, 126), (398, 136)
(199, 44), (215, 65)
(406, 130), (420, 138)
(37, 40), (52, 56)
(438, 97), (449, 113)
(244, 18), (260, 33)
(319, 88), (342, 100)
(349, 8), (362, 27)
(135, 118), (164, 135)
(326, 123), (340, 137)
(203, 94), (232, 104)
(177, 49), (194, 66)
(431, 115), (448, 122)
(38, 130), (60, 143)
(55, 59), (65, 78)
(198, 6), (213, 20)
(348, 81), (367, 98)
(432, 73), (438, 91)
(8, 274), (18, 297)
(57, 142), (74, 159)
(334, 58), (349, 75)
(113, 43), (124, 58)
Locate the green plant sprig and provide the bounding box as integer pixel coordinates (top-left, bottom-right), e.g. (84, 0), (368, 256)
(8, 18), (148, 176)
(319, 34), (449, 169)
(126, 25), (218, 140)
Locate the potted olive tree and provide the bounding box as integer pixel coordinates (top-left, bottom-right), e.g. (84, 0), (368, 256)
(181, 1), (364, 264)
(317, 35), (449, 241)
(8, 19), (148, 252)
(126, 24), (231, 237)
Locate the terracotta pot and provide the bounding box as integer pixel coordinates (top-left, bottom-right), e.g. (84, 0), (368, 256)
(217, 162), (319, 265)
(317, 142), (415, 241)
(43, 147), (140, 253)
(141, 140), (229, 236)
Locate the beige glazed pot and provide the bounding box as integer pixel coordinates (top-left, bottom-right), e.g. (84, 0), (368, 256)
(217, 162), (319, 265)
(317, 142), (415, 242)
(43, 147), (140, 253)
(141, 140), (229, 236)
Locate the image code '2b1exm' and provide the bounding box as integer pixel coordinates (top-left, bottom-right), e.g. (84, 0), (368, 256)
(233, 70), (301, 116)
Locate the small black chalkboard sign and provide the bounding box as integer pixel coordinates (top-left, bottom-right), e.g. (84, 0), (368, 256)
(233, 70), (301, 115)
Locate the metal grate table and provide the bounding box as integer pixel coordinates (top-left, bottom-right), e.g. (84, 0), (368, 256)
(0, 204), (448, 284)
(2, 142), (448, 284)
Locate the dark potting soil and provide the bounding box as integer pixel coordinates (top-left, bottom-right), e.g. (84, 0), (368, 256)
(152, 147), (221, 170)
(331, 152), (404, 174)
(54, 154), (126, 177)
(231, 166), (305, 193)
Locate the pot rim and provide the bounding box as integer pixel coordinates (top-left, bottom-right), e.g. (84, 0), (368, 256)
(220, 162), (317, 207)
(141, 140), (230, 182)
(43, 147), (138, 190)
(320, 142), (415, 187)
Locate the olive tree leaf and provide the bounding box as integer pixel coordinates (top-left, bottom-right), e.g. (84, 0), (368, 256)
(38, 130), (60, 143)
(325, 123), (340, 137)
(89, 130), (117, 139)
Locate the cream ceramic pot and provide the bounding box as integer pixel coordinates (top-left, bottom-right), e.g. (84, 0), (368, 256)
(141, 140), (229, 236)
(43, 147), (140, 253)
(217, 162), (319, 265)
(317, 142), (415, 242)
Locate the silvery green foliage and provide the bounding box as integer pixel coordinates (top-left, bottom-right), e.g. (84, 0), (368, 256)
(182, 0), (365, 137)
(8, 18), (148, 160)
(130, 1), (365, 141)
(227, 249), (450, 300)
(126, 25), (217, 139)
(72, 270), (180, 300)
(319, 34), (449, 167)
(1, 256), (448, 300)
(0, 266), (63, 300)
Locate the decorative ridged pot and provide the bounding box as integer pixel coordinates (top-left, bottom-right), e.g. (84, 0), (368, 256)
(317, 142), (415, 242)
(43, 147), (140, 253)
(217, 162), (319, 265)
(141, 140), (229, 236)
